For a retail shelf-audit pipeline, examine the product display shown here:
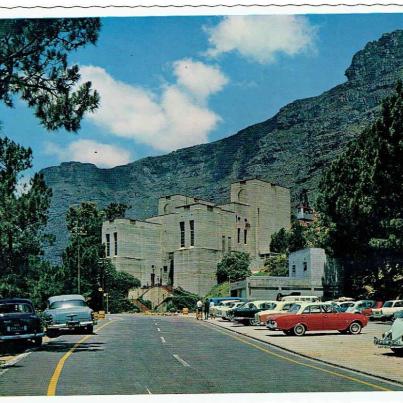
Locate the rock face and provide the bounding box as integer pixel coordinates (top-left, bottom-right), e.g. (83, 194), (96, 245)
(42, 30), (403, 263)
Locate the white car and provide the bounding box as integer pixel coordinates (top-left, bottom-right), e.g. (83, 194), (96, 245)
(255, 301), (295, 325)
(371, 300), (403, 321)
(374, 317), (403, 355)
(210, 300), (240, 318)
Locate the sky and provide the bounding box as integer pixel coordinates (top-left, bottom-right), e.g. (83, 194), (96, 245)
(1, 13), (403, 173)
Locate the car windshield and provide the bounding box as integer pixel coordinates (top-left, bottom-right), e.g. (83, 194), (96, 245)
(49, 300), (87, 309)
(0, 303), (33, 314)
(383, 301), (394, 308)
(288, 304), (301, 313)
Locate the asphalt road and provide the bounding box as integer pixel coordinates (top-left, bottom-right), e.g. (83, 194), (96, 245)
(0, 314), (401, 396)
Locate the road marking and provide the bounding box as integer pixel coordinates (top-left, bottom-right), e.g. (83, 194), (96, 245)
(157, 328), (160, 332)
(200, 322), (392, 392)
(160, 336), (166, 343)
(173, 354), (190, 367)
(47, 320), (115, 396)
(146, 387), (152, 394)
(0, 351), (32, 378)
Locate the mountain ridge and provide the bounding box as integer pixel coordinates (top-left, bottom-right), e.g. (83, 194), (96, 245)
(41, 30), (403, 262)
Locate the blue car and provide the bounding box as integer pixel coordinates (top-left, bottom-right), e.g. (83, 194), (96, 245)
(43, 294), (96, 337)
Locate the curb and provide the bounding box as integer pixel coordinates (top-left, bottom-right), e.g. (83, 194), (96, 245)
(206, 320), (403, 387)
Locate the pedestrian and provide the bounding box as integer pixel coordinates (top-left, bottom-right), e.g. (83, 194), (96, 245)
(196, 299), (203, 320)
(204, 298), (210, 320)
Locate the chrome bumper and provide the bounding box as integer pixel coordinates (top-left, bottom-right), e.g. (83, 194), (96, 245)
(0, 332), (45, 341)
(47, 320), (94, 330)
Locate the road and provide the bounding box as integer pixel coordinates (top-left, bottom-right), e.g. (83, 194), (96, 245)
(0, 314), (401, 396)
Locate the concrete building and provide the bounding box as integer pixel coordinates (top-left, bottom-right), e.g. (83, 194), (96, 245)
(102, 179), (291, 296)
(230, 248), (327, 300)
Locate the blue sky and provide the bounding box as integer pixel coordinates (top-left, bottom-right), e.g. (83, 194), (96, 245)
(1, 13), (403, 173)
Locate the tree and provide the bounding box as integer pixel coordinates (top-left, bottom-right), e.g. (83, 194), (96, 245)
(264, 254), (288, 277)
(0, 137), (52, 298)
(317, 82), (403, 297)
(270, 228), (288, 254)
(0, 18), (100, 131)
(104, 202), (130, 221)
(216, 252), (251, 284)
(62, 201), (141, 312)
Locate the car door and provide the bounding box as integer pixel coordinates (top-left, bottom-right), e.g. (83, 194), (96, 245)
(322, 304), (345, 330)
(300, 305), (324, 330)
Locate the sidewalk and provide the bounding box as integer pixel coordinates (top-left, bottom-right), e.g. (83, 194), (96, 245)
(205, 318), (403, 384)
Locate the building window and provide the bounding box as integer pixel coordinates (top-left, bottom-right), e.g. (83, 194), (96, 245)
(244, 229), (247, 244)
(105, 234), (110, 257)
(190, 220), (195, 246)
(303, 262), (307, 272)
(292, 265), (296, 277)
(113, 232), (118, 256)
(222, 235), (226, 252)
(180, 221), (185, 247)
(237, 228), (241, 243)
(228, 237), (232, 252)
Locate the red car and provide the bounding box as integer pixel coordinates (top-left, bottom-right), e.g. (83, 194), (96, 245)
(266, 302), (368, 336)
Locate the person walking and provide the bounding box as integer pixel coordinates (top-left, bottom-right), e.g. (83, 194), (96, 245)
(204, 298), (210, 320)
(196, 299), (203, 320)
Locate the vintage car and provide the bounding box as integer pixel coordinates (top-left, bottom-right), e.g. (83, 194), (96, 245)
(43, 294), (96, 337)
(345, 300), (377, 314)
(255, 301), (295, 325)
(281, 295), (320, 303)
(374, 317), (403, 355)
(232, 300), (276, 326)
(336, 301), (356, 312)
(0, 298), (44, 346)
(266, 302), (368, 336)
(392, 310), (403, 322)
(210, 300), (241, 319)
(371, 300), (403, 321)
(221, 301), (246, 320)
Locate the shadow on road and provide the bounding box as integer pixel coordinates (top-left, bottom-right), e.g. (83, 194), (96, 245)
(41, 341), (104, 354)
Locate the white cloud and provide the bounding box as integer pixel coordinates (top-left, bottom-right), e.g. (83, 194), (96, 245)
(80, 61), (228, 152)
(173, 58), (228, 100)
(45, 140), (132, 168)
(204, 15), (316, 64)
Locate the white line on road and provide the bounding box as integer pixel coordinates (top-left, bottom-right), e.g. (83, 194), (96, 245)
(160, 336), (166, 343)
(173, 354), (190, 367)
(0, 351), (31, 378)
(146, 387), (152, 394)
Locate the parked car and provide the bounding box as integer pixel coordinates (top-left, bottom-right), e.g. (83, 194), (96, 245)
(0, 298), (44, 346)
(220, 301), (246, 320)
(211, 300), (241, 318)
(232, 300), (277, 326)
(255, 301), (295, 325)
(374, 317), (403, 355)
(361, 301), (383, 317)
(336, 301), (356, 312)
(371, 300), (403, 321)
(345, 300), (377, 314)
(43, 294), (96, 337)
(266, 302), (368, 336)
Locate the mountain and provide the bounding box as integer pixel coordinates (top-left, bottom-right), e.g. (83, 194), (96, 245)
(41, 30), (403, 262)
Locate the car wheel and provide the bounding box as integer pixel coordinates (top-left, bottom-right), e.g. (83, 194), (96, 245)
(32, 337), (42, 347)
(249, 319), (258, 326)
(391, 348), (403, 356)
(348, 321), (362, 335)
(293, 323), (306, 336)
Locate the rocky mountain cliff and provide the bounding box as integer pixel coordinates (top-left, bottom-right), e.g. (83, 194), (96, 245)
(42, 30), (403, 262)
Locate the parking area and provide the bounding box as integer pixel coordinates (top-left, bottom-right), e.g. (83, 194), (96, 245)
(207, 318), (403, 384)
